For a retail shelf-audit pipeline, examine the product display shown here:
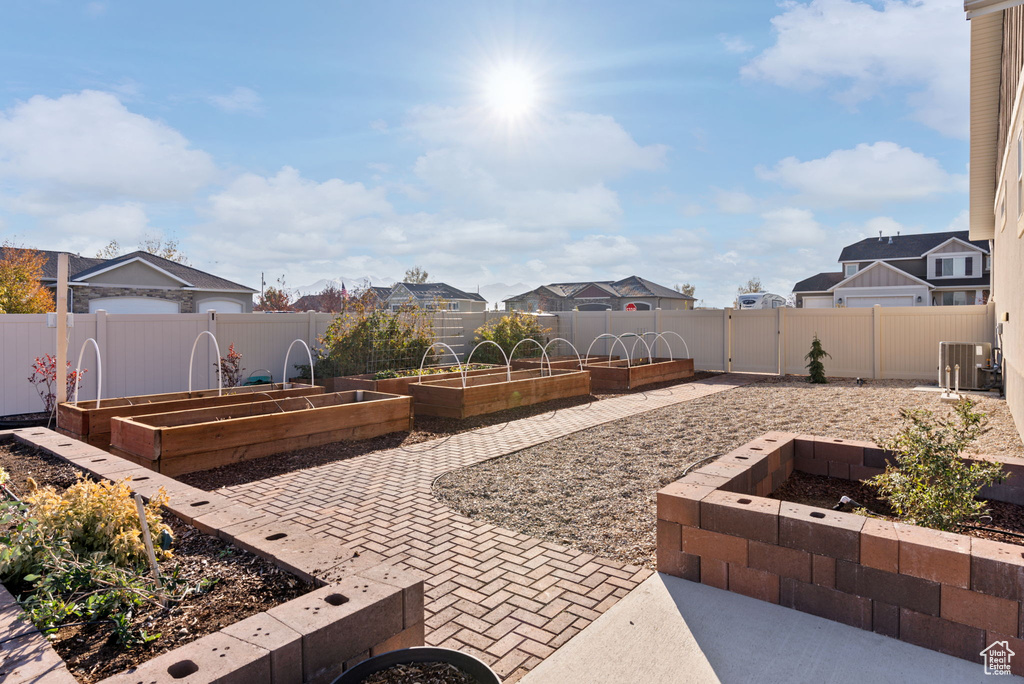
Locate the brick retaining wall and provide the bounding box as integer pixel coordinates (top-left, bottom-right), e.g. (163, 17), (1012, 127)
(1, 428), (423, 684)
(657, 432), (1024, 674)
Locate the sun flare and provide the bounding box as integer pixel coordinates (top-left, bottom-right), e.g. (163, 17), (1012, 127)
(484, 64), (537, 118)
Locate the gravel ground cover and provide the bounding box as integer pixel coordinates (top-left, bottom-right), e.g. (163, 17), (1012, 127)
(180, 372), (719, 490)
(433, 377), (1024, 568)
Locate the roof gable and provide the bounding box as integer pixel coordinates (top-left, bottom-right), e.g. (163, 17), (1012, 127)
(72, 255), (194, 286)
(922, 236), (989, 255)
(575, 283), (614, 298)
(829, 261), (933, 291)
(793, 272), (844, 293)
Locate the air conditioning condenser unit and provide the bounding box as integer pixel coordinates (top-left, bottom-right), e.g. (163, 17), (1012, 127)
(938, 341), (992, 391)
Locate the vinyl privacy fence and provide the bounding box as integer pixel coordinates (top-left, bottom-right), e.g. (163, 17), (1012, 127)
(0, 305), (993, 415)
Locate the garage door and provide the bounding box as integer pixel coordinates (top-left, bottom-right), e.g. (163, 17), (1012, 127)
(802, 296), (833, 309)
(89, 297), (179, 314)
(195, 298), (243, 313)
(846, 296), (914, 308)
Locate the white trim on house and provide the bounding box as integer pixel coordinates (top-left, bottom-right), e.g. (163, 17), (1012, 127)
(965, 0), (1024, 19)
(72, 257), (194, 287)
(827, 260), (935, 291)
(183, 286), (257, 293)
(921, 237), (989, 256)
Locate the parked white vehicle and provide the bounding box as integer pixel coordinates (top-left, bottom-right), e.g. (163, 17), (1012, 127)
(736, 292), (788, 309)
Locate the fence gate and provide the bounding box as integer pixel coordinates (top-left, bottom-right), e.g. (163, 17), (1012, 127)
(729, 309), (779, 373)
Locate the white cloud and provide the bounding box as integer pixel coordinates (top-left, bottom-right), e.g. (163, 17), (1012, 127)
(407, 106), (666, 231)
(759, 142), (966, 208)
(742, 0), (968, 138)
(0, 90), (217, 201)
(718, 34), (753, 54)
(714, 189), (757, 214)
(946, 208), (969, 231)
(756, 207), (826, 247)
(208, 87), (262, 114)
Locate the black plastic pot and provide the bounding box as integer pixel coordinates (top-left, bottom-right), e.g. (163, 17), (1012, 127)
(0, 413), (50, 429)
(331, 647), (501, 684)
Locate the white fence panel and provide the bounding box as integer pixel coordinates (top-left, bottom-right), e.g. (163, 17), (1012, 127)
(783, 308), (874, 378)
(880, 305), (993, 379)
(105, 313), (210, 400)
(660, 310), (727, 371)
(731, 310), (778, 373)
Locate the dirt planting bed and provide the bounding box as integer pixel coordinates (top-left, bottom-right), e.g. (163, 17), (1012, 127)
(0, 443), (309, 684)
(433, 377), (1024, 568)
(772, 470), (1024, 547)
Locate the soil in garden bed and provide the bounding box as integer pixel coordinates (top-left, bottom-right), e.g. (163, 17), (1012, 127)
(771, 470), (1024, 547)
(179, 371), (721, 491)
(0, 443), (311, 684)
(362, 662), (477, 684)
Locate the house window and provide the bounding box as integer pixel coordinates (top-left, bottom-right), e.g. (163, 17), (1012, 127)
(936, 257), (967, 277)
(447, 302), (460, 311)
(844, 264), (858, 277)
(941, 291), (968, 306)
(985, 254), (991, 272)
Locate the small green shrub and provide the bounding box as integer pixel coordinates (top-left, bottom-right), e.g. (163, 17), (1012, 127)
(805, 334), (830, 384)
(470, 313), (550, 365)
(867, 398), (1005, 532)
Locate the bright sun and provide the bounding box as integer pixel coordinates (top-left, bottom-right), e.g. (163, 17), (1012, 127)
(484, 65), (537, 118)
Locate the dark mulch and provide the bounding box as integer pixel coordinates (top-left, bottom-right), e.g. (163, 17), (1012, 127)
(180, 373), (720, 492)
(361, 661), (477, 684)
(771, 471), (1024, 547)
(0, 443), (310, 684)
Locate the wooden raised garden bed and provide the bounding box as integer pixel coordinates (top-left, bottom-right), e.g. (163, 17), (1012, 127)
(408, 368), (591, 419)
(109, 391), (412, 476)
(657, 432), (1024, 672)
(321, 365), (504, 395)
(57, 383), (323, 450)
(584, 357), (694, 391)
(510, 355), (619, 371)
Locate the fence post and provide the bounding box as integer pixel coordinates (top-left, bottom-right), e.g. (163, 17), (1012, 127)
(777, 307), (785, 376)
(571, 311), (578, 350)
(96, 309), (108, 400)
(605, 309), (612, 355)
(873, 305), (882, 379)
(207, 311), (218, 389)
(307, 310), (317, 351)
(723, 308), (732, 372)
(655, 307), (663, 358)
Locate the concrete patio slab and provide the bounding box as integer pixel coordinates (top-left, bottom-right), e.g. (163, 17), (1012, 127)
(521, 573), (1014, 684)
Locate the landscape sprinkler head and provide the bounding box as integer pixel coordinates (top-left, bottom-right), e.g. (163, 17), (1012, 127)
(832, 495), (860, 511)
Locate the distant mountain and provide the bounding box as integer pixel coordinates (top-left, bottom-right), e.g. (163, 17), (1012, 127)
(288, 276), (393, 298)
(478, 282), (529, 310)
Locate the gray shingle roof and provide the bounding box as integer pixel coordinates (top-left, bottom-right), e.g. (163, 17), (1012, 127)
(838, 231), (988, 262)
(506, 276), (693, 301)
(793, 272), (845, 293)
(22, 248), (255, 292)
(927, 275), (991, 287)
(396, 282), (487, 302)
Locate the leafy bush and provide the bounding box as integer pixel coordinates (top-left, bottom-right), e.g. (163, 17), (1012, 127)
(470, 313), (550, 365)
(313, 307), (438, 378)
(0, 470), (203, 646)
(28, 355), (86, 413)
(867, 398), (1005, 531)
(805, 334), (830, 384)
(216, 343), (245, 387)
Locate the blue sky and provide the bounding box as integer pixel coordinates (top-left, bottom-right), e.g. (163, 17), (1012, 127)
(0, 0), (969, 306)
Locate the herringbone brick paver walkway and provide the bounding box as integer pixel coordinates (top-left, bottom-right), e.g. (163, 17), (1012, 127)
(221, 374), (756, 682)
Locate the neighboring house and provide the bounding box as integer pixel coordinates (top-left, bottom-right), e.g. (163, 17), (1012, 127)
(504, 276), (695, 312)
(965, 1), (1024, 438)
(26, 249), (256, 314)
(792, 231), (991, 308)
(383, 282), (488, 312)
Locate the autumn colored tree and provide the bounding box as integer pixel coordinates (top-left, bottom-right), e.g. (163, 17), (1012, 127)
(96, 235), (190, 265)
(0, 244), (55, 314)
(403, 266), (429, 284)
(255, 275), (293, 311)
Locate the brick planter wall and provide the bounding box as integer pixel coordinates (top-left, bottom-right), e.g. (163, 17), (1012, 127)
(657, 432), (1024, 674)
(1, 428), (424, 684)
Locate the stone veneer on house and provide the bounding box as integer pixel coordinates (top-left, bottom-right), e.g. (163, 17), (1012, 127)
(657, 432), (1024, 675)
